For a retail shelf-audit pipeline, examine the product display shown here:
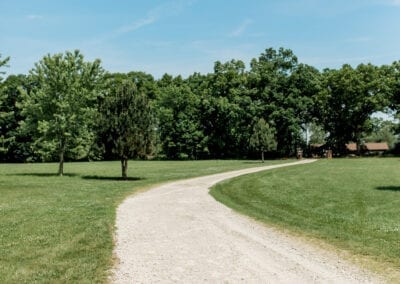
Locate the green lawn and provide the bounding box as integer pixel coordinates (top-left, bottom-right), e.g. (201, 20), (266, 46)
(210, 158), (400, 278)
(0, 160), (286, 283)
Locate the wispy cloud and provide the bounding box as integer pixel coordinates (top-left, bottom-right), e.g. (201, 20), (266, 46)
(229, 19), (253, 37)
(116, 16), (156, 35)
(26, 14), (43, 20)
(88, 0), (195, 45)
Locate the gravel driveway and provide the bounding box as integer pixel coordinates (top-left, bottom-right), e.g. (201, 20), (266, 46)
(111, 160), (379, 283)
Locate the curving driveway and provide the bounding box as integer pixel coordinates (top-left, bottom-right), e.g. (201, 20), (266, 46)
(111, 160), (378, 283)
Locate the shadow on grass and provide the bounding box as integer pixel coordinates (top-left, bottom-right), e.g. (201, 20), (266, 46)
(81, 175), (143, 181)
(375, 186), (400, 192)
(9, 173), (79, 177)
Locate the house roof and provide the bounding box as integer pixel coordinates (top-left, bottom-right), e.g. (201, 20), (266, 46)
(364, 142), (389, 151)
(345, 143), (357, 151)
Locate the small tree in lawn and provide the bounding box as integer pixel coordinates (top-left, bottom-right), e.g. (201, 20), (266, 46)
(21, 50), (103, 175)
(101, 79), (154, 179)
(250, 118), (277, 162)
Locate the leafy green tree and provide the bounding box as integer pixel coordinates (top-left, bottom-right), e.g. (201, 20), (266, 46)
(156, 80), (206, 159)
(320, 64), (386, 153)
(201, 60), (251, 158)
(363, 118), (398, 149)
(20, 50), (104, 175)
(249, 48), (319, 156)
(100, 80), (154, 179)
(249, 118), (277, 162)
(308, 122), (326, 145)
(0, 75), (35, 161)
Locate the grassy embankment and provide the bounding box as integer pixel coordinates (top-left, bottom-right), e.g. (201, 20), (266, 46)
(210, 158), (400, 280)
(0, 159), (287, 283)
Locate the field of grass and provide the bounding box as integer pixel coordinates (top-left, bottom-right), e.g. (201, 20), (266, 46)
(0, 159), (287, 283)
(210, 158), (400, 277)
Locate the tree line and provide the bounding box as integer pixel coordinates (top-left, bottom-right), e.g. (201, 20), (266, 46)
(0, 48), (399, 174)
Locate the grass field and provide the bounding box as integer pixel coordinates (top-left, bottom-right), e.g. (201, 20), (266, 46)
(0, 159), (287, 283)
(210, 158), (400, 278)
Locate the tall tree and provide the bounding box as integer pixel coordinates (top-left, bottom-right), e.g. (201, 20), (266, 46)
(249, 48), (318, 156)
(20, 50), (104, 175)
(156, 80), (206, 159)
(320, 64), (386, 153)
(249, 118), (277, 162)
(201, 60), (251, 158)
(100, 80), (154, 179)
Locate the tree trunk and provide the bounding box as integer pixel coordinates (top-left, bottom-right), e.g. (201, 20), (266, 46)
(261, 150), (265, 163)
(121, 158), (128, 179)
(58, 150), (64, 176)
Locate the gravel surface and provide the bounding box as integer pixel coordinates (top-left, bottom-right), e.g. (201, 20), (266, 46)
(111, 160), (380, 283)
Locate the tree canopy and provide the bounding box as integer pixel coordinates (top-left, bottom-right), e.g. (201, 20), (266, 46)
(100, 79), (154, 178)
(1, 47), (399, 164)
(20, 50), (104, 175)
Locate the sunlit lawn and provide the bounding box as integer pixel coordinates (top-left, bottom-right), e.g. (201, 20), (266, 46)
(0, 159), (286, 283)
(210, 158), (400, 279)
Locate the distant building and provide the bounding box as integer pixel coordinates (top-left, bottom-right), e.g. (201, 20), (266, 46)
(363, 142), (389, 155)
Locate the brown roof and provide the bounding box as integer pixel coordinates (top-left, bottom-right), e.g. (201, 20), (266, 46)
(346, 143), (357, 151)
(364, 142), (389, 151)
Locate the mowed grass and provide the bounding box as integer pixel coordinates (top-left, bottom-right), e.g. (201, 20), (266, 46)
(210, 158), (400, 277)
(0, 159), (286, 283)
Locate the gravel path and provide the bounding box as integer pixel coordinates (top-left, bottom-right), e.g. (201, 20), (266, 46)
(111, 160), (379, 283)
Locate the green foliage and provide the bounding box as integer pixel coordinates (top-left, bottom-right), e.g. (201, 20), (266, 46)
(20, 50), (104, 174)
(363, 118), (398, 148)
(249, 118), (277, 160)
(211, 158), (400, 278)
(2, 47), (400, 162)
(157, 80), (206, 159)
(100, 79), (154, 177)
(320, 64), (387, 153)
(249, 48), (320, 155)
(308, 122), (326, 145)
(0, 75), (34, 161)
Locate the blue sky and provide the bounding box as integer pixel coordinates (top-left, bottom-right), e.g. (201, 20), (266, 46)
(2, 0), (400, 78)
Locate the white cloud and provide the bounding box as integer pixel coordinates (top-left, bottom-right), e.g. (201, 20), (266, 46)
(229, 19), (253, 37)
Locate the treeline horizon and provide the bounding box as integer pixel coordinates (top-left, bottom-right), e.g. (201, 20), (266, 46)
(1, 47), (399, 164)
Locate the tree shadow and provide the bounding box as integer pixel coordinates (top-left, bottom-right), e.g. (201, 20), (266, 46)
(375, 186), (400, 192)
(81, 175), (143, 181)
(9, 173), (79, 177)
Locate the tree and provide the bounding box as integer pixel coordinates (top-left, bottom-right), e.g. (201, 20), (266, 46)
(249, 118), (277, 162)
(200, 60), (252, 158)
(156, 80), (206, 159)
(100, 79), (154, 179)
(308, 122), (326, 145)
(20, 50), (104, 175)
(248, 48), (319, 156)
(320, 64), (386, 154)
(0, 75), (35, 161)
(363, 118), (398, 149)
